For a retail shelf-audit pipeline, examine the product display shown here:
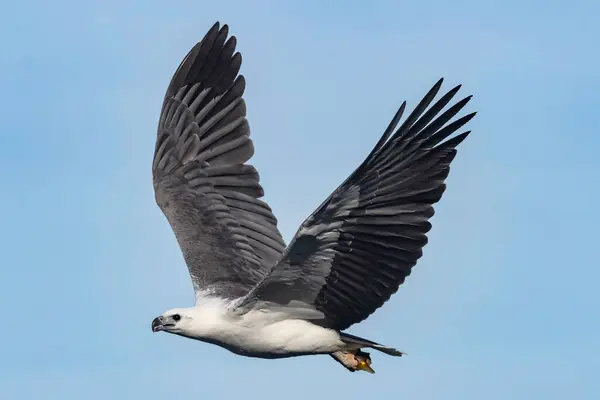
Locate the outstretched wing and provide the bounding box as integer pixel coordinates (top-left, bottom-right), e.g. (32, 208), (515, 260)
(242, 79), (476, 330)
(153, 22), (286, 301)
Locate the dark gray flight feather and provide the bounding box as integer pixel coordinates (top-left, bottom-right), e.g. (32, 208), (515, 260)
(241, 79), (476, 331)
(152, 22), (286, 300)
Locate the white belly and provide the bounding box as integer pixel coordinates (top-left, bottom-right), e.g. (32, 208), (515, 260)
(216, 312), (344, 355)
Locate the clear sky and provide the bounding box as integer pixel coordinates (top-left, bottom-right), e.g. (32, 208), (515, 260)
(1, 0), (599, 399)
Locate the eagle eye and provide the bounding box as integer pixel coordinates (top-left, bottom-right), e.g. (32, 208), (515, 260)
(172, 314), (181, 322)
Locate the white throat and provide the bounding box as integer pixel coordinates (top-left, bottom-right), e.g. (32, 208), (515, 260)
(171, 297), (238, 340)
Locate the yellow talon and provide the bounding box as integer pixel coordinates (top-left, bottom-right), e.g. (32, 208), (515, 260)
(356, 359), (375, 374)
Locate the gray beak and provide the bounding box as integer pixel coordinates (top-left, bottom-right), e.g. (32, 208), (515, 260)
(152, 316), (166, 332)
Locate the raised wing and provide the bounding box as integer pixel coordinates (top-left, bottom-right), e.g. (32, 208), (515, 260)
(153, 22), (286, 301)
(242, 79), (475, 330)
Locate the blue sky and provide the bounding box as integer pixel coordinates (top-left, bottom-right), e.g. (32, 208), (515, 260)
(1, 0), (599, 398)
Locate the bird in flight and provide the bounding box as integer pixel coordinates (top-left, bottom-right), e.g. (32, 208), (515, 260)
(150, 21), (476, 374)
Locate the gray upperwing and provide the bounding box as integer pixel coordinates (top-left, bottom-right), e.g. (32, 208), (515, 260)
(152, 22), (286, 300)
(241, 79), (475, 329)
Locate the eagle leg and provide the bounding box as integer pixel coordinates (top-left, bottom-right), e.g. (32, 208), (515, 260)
(330, 349), (375, 374)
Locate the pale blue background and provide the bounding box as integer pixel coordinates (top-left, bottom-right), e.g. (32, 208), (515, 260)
(1, 1), (599, 399)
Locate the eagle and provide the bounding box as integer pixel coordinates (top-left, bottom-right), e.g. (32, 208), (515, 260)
(150, 21), (476, 373)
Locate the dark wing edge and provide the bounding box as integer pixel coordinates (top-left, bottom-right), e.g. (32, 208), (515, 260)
(152, 22), (286, 300)
(242, 78), (476, 329)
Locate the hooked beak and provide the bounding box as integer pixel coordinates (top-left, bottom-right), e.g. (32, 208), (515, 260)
(152, 316), (170, 332)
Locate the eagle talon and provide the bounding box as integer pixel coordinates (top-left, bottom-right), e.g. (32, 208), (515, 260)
(331, 350), (375, 373)
(356, 359), (375, 374)
(354, 351), (375, 374)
